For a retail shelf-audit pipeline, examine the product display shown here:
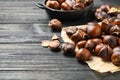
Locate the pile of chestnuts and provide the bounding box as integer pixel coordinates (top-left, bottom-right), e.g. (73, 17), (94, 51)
(46, 4), (120, 66)
(45, 0), (93, 10)
(61, 12), (120, 66)
(95, 4), (120, 21)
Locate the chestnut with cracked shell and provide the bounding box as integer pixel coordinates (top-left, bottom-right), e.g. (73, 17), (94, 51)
(75, 48), (92, 61)
(48, 19), (62, 30)
(99, 4), (111, 12)
(94, 43), (104, 56)
(86, 22), (101, 38)
(76, 40), (87, 49)
(72, 2), (85, 10)
(111, 42), (120, 66)
(61, 2), (72, 10)
(85, 39), (96, 52)
(66, 27), (78, 36)
(99, 44), (113, 61)
(95, 11), (108, 20)
(103, 35), (118, 48)
(61, 42), (75, 56)
(46, 0), (60, 9)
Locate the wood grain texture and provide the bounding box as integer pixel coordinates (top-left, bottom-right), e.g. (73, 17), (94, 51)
(0, 0), (120, 80)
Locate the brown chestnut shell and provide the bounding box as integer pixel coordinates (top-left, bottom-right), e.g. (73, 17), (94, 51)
(61, 43), (75, 56)
(99, 45), (113, 61)
(111, 52), (120, 66)
(75, 48), (92, 61)
(103, 35), (118, 48)
(86, 22), (101, 38)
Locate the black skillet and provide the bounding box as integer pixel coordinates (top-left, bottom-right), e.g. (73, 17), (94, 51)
(36, 0), (94, 21)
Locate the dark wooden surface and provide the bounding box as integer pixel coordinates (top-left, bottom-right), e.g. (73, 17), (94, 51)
(0, 0), (120, 80)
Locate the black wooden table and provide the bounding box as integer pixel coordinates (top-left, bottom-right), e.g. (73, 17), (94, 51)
(0, 0), (120, 80)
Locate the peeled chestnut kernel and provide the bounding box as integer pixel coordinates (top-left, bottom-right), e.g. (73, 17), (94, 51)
(111, 52), (120, 66)
(113, 18), (120, 25)
(113, 46), (120, 53)
(61, 2), (72, 10)
(99, 45), (113, 61)
(48, 19), (62, 30)
(76, 40), (87, 49)
(95, 11), (108, 20)
(75, 48), (92, 61)
(95, 43), (104, 56)
(72, 2), (85, 10)
(99, 4), (111, 12)
(103, 35), (118, 48)
(109, 25), (120, 36)
(86, 22), (101, 38)
(92, 38), (102, 45)
(61, 43), (75, 56)
(85, 39), (96, 52)
(66, 27), (78, 36)
(46, 0), (60, 9)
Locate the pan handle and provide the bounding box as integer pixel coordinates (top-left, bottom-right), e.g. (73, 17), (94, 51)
(36, 3), (46, 9)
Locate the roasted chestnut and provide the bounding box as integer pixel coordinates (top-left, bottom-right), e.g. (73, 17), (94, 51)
(113, 46), (120, 53)
(76, 40), (87, 49)
(71, 29), (88, 43)
(112, 46), (120, 66)
(72, 2), (85, 10)
(99, 4), (111, 12)
(61, 42), (75, 56)
(86, 22), (101, 38)
(70, 30), (82, 43)
(95, 11), (108, 20)
(58, 0), (65, 4)
(101, 19), (112, 34)
(94, 43), (104, 56)
(113, 18), (120, 25)
(46, 0), (60, 9)
(85, 39), (96, 52)
(66, 27), (78, 36)
(109, 25), (120, 36)
(75, 48), (92, 61)
(61, 2), (72, 10)
(48, 19), (62, 30)
(99, 44), (113, 61)
(103, 35), (118, 48)
(92, 38), (102, 45)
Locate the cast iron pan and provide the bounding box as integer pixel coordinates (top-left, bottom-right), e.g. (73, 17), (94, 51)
(36, 0), (94, 21)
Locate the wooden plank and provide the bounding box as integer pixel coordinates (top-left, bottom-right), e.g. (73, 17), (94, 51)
(0, 0), (42, 2)
(0, 13), (50, 24)
(0, 7), (43, 13)
(0, 71), (100, 80)
(0, 23), (62, 43)
(0, 43), (90, 71)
